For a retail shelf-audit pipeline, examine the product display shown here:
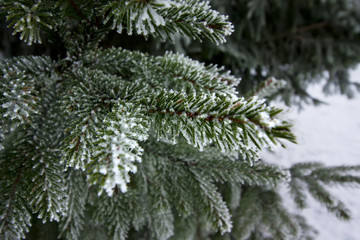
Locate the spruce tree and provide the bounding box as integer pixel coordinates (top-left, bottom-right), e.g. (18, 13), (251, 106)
(0, 1), (359, 240)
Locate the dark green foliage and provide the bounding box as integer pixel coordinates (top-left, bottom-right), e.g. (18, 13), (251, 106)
(3, 0), (55, 44)
(0, 1), (360, 240)
(100, 0), (233, 44)
(58, 170), (88, 240)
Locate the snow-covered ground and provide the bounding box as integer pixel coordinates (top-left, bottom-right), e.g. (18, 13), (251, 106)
(263, 68), (360, 240)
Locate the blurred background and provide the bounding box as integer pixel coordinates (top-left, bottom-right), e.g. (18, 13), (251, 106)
(263, 67), (360, 240)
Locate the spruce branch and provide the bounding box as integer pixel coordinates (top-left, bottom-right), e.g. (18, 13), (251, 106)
(289, 162), (360, 220)
(0, 56), (54, 149)
(3, 0), (56, 45)
(100, 0), (234, 44)
(20, 84), (68, 223)
(0, 129), (37, 240)
(232, 187), (299, 240)
(147, 170), (175, 240)
(81, 48), (240, 97)
(87, 102), (149, 196)
(192, 171), (232, 234)
(93, 194), (133, 240)
(76, 48), (295, 162)
(58, 170), (88, 240)
(0, 162), (31, 240)
(143, 140), (288, 186)
(246, 77), (287, 99)
(145, 90), (295, 159)
(137, 140), (291, 236)
(139, 150), (231, 236)
(0, 57), (51, 117)
(158, 52), (239, 97)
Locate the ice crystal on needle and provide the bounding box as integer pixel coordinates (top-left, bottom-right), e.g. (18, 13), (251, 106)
(101, 0), (233, 44)
(0, 0), (303, 238)
(91, 103), (149, 196)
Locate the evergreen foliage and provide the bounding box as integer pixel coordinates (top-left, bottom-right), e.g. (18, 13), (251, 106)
(0, 1), (359, 240)
(160, 0), (360, 106)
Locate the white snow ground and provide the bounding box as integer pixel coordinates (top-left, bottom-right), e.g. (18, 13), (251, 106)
(263, 67), (360, 240)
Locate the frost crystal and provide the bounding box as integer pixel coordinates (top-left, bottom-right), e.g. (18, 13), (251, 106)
(94, 103), (149, 196)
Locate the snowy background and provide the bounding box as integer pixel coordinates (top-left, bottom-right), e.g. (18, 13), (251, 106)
(263, 67), (360, 240)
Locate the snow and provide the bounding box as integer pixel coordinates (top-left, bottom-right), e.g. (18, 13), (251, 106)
(263, 67), (360, 240)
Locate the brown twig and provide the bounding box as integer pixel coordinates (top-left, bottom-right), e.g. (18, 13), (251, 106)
(148, 108), (251, 126)
(68, 0), (91, 24)
(267, 21), (331, 41)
